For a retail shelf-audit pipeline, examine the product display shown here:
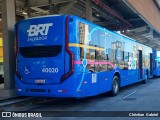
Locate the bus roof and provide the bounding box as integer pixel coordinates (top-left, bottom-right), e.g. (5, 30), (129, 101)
(26, 14), (65, 20)
(19, 14), (151, 49)
(71, 15), (151, 49)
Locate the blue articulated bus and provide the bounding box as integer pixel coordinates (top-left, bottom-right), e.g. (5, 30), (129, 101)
(153, 50), (160, 76)
(15, 15), (154, 97)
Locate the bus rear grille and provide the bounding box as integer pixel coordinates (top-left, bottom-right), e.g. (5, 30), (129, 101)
(30, 89), (46, 92)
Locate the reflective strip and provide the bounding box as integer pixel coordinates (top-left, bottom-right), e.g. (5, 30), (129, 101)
(69, 43), (105, 51)
(74, 60), (115, 69)
(58, 90), (67, 92)
(16, 88), (22, 92)
(82, 81), (87, 84)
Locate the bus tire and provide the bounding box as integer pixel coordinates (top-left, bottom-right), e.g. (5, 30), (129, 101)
(142, 73), (148, 84)
(0, 75), (4, 84)
(110, 76), (119, 96)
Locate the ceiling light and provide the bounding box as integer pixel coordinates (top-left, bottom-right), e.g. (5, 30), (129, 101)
(22, 12), (27, 15)
(96, 14), (99, 17)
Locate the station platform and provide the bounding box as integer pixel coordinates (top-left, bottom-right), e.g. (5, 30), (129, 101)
(0, 83), (16, 100)
(0, 83), (4, 89)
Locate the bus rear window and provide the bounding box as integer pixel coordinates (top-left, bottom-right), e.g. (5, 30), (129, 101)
(20, 45), (62, 58)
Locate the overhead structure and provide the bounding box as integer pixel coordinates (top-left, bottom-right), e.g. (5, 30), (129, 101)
(123, 0), (160, 50)
(0, 0), (160, 48)
(124, 0), (160, 33)
(1, 0), (16, 97)
(0, 0), (160, 58)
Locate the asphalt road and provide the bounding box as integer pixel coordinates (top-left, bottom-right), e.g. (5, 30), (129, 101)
(2, 77), (160, 120)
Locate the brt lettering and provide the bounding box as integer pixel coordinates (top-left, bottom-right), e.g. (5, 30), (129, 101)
(27, 23), (53, 37)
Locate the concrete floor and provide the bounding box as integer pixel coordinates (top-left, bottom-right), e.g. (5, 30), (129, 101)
(0, 83), (16, 99)
(0, 83), (4, 89)
(2, 78), (160, 120)
(32, 78), (160, 111)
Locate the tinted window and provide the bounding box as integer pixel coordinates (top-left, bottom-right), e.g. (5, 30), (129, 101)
(20, 45), (62, 58)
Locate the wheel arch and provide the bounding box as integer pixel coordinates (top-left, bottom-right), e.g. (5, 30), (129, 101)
(114, 72), (121, 86)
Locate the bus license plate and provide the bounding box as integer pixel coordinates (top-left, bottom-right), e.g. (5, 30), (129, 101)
(35, 79), (45, 83)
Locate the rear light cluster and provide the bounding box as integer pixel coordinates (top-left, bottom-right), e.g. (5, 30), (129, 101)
(58, 90), (67, 92)
(16, 88), (22, 92)
(15, 24), (22, 81)
(15, 24), (18, 70)
(61, 16), (74, 82)
(16, 71), (22, 81)
(82, 81), (87, 84)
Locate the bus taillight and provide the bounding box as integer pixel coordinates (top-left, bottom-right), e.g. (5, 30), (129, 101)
(15, 24), (18, 70)
(15, 24), (22, 81)
(61, 16), (74, 82)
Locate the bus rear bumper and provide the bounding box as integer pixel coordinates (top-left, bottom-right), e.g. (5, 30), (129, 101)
(15, 76), (79, 98)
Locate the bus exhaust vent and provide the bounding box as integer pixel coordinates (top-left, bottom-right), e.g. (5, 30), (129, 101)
(30, 89), (46, 93)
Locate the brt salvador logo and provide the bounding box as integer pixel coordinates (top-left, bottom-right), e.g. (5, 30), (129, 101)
(27, 23), (53, 36)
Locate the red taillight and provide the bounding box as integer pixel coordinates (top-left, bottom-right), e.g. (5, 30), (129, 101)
(61, 16), (74, 82)
(15, 24), (18, 57)
(16, 88), (22, 92)
(16, 71), (22, 81)
(15, 24), (18, 71)
(15, 24), (22, 81)
(58, 90), (67, 92)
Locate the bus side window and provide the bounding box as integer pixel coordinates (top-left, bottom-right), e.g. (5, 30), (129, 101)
(106, 54), (109, 61)
(95, 47), (100, 72)
(86, 49), (96, 72)
(86, 25), (99, 72)
(143, 55), (146, 68)
(79, 22), (86, 44)
(123, 51), (129, 70)
(128, 52), (133, 69)
(80, 48), (84, 61)
(108, 48), (113, 62)
(122, 51), (124, 61)
(107, 48), (115, 70)
(119, 51), (125, 69)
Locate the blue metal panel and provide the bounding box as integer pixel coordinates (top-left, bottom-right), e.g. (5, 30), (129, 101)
(15, 14), (155, 98)
(120, 69), (139, 87)
(152, 50), (160, 76)
(17, 15), (67, 84)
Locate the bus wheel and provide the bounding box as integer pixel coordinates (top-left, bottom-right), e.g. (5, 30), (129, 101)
(0, 75), (3, 84)
(142, 73), (148, 84)
(111, 76), (119, 96)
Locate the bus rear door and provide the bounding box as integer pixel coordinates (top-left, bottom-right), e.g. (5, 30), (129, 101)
(150, 53), (153, 76)
(138, 50), (142, 80)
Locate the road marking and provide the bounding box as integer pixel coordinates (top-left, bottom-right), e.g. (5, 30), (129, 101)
(149, 82), (154, 86)
(122, 91), (136, 99)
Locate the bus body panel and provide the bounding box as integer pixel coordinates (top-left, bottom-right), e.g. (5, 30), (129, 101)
(15, 15), (154, 98)
(153, 50), (160, 76)
(17, 15), (67, 84)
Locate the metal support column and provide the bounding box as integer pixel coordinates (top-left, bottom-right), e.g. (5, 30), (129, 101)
(49, 0), (53, 15)
(26, 0), (32, 18)
(86, 0), (93, 22)
(1, 0), (16, 97)
(58, 1), (75, 14)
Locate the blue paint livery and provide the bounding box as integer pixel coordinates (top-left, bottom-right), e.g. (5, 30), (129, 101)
(15, 15), (156, 98)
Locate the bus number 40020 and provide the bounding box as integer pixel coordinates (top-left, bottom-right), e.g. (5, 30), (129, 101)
(42, 68), (58, 73)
